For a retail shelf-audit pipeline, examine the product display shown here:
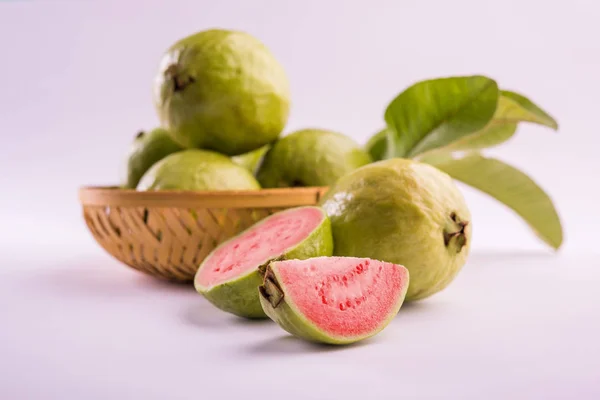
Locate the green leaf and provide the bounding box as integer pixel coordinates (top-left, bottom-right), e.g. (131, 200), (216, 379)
(426, 152), (563, 250)
(384, 75), (499, 158)
(364, 128), (389, 161)
(415, 91), (559, 157)
(420, 122), (519, 155)
(415, 95), (521, 156)
(500, 90), (558, 129)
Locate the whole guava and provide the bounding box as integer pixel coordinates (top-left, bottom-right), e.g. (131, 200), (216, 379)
(122, 127), (184, 189)
(319, 158), (472, 301)
(153, 29), (291, 156)
(256, 128), (373, 188)
(136, 149), (261, 191)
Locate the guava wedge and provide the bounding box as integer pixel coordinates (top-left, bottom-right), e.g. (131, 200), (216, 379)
(194, 206), (333, 319)
(319, 158), (472, 301)
(153, 29), (291, 156)
(258, 257), (409, 345)
(256, 128), (373, 188)
(122, 127), (183, 189)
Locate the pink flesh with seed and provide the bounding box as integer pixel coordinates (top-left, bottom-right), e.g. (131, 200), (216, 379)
(195, 207), (324, 288)
(275, 257), (408, 338)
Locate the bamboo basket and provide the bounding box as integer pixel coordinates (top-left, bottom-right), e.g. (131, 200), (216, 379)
(79, 186), (329, 282)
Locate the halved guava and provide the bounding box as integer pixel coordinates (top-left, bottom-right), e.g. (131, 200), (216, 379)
(194, 206), (333, 319)
(258, 257), (409, 345)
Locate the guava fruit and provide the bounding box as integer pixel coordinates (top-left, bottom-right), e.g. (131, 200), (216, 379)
(231, 144), (271, 175)
(319, 158), (472, 301)
(153, 28), (291, 156)
(256, 128), (373, 188)
(121, 127), (184, 189)
(364, 128), (389, 162)
(258, 256), (409, 345)
(136, 148), (261, 191)
(194, 206), (333, 319)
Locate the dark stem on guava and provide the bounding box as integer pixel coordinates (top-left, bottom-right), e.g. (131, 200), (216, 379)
(257, 256), (284, 278)
(173, 74), (195, 92)
(443, 212), (469, 253)
(257, 264), (267, 277)
(135, 130), (145, 139)
(165, 64), (195, 92)
(258, 266), (284, 308)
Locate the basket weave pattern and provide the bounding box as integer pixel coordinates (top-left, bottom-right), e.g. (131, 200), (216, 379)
(80, 187), (327, 282)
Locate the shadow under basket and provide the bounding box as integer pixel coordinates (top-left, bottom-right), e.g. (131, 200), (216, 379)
(79, 186), (329, 282)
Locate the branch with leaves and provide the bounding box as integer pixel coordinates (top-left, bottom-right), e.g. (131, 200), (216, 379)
(364, 75), (563, 250)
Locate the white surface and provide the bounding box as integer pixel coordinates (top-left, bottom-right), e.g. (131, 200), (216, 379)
(2, 243), (599, 400)
(2, 1), (600, 399)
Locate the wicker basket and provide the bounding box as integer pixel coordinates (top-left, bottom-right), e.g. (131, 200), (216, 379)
(79, 186), (329, 282)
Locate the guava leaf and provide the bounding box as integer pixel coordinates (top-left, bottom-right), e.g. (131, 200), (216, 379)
(500, 90), (558, 129)
(384, 75), (499, 158)
(415, 92), (559, 157)
(418, 122), (518, 156)
(364, 128), (389, 161)
(369, 123), (516, 163)
(426, 152), (563, 250)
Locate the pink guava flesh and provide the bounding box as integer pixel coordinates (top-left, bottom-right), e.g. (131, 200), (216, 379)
(276, 257), (408, 338)
(195, 207), (325, 288)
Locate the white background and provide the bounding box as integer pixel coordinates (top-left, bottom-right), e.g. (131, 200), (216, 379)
(1, 1), (599, 399)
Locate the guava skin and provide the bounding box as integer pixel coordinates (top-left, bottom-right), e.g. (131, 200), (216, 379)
(195, 207), (334, 319)
(319, 158), (472, 301)
(364, 128), (389, 162)
(199, 270), (267, 319)
(256, 128), (373, 188)
(136, 148), (261, 191)
(122, 128), (184, 189)
(231, 144), (271, 175)
(153, 29), (291, 156)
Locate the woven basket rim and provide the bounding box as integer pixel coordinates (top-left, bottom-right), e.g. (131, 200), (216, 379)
(79, 186), (329, 208)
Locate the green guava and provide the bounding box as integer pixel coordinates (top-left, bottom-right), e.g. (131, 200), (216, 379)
(121, 127), (184, 189)
(153, 29), (291, 156)
(194, 206), (333, 319)
(231, 144), (271, 175)
(136, 149), (261, 191)
(259, 256), (409, 345)
(256, 128), (373, 188)
(364, 128), (389, 162)
(319, 158), (472, 301)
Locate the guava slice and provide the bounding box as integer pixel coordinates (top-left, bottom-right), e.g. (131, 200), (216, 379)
(153, 29), (290, 156)
(256, 128), (373, 188)
(258, 257), (409, 345)
(319, 158), (472, 301)
(194, 206), (333, 319)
